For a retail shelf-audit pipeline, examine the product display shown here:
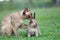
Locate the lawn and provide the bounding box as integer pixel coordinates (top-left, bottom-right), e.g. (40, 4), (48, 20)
(0, 7), (60, 40)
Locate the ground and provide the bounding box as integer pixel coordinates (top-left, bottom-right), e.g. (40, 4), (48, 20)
(0, 7), (60, 40)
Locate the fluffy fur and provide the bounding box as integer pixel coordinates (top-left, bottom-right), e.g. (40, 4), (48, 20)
(1, 8), (32, 37)
(27, 13), (41, 37)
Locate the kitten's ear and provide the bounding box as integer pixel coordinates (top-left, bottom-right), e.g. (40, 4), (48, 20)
(34, 12), (36, 19)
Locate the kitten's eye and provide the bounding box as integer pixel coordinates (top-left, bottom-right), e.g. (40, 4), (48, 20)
(30, 13), (32, 15)
(28, 15), (30, 18)
(29, 20), (33, 24)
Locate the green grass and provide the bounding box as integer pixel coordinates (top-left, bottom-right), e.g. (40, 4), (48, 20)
(0, 7), (60, 40)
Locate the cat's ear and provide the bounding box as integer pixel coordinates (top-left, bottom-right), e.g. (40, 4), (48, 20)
(24, 8), (30, 12)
